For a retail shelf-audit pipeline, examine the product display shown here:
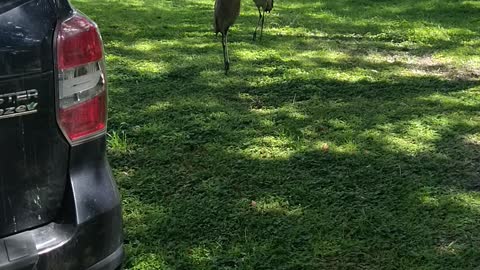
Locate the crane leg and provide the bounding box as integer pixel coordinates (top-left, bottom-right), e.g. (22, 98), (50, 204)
(260, 10), (266, 40)
(222, 32), (230, 74)
(253, 8), (262, 41)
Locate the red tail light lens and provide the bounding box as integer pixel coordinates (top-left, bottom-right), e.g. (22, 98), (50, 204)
(56, 14), (107, 144)
(57, 16), (103, 70)
(59, 92), (106, 142)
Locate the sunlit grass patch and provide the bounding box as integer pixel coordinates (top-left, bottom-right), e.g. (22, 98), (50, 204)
(126, 253), (171, 270)
(108, 130), (129, 155)
(252, 196), (304, 216)
(189, 246), (214, 264)
(145, 101), (173, 113)
(240, 135), (298, 160)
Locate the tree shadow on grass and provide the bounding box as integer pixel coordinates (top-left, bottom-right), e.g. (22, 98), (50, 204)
(107, 60), (480, 268)
(115, 110), (480, 269)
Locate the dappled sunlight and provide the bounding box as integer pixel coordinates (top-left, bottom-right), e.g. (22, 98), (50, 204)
(327, 119), (352, 130)
(239, 135), (299, 160)
(236, 48), (282, 62)
(362, 110), (480, 156)
(252, 196), (304, 216)
(464, 0), (480, 7)
(416, 188), (480, 216)
(463, 133), (480, 148)
(364, 129), (435, 155)
(452, 193), (480, 213)
(406, 24), (453, 44)
(107, 54), (169, 74)
(418, 92), (480, 109)
(145, 101), (173, 114)
(314, 140), (358, 155)
(293, 50), (350, 65)
(107, 130), (131, 155)
(267, 26), (321, 38)
(126, 253), (170, 270)
(189, 246), (214, 264)
(419, 193), (440, 208)
(367, 119), (440, 155)
(249, 105), (308, 120)
(439, 39), (480, 66)
(123, 41), (159, 52)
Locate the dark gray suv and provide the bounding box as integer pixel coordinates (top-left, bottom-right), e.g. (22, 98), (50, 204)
(0, 0), (123, 269)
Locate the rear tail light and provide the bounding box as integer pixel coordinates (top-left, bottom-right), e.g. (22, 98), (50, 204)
(56, 14), (107, 144)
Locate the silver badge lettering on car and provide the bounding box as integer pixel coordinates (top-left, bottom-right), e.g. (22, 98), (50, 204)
(0, 89), (39, 119)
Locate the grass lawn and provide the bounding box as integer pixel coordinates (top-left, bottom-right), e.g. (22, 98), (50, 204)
(72, 0), (480, 269)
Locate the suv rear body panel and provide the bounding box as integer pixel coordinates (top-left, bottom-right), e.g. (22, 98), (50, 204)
(0, 0), (69, 238)
(0, 0), (123, 269)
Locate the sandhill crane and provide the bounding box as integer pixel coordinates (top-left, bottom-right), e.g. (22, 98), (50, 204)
(214, 0), (241, 74)
(253, 0), (273, 41)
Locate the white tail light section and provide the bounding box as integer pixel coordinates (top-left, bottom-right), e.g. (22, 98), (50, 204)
(56, 14), (107, 144)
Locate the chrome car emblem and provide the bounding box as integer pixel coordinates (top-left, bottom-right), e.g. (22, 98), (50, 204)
(0, 89), (39, 119)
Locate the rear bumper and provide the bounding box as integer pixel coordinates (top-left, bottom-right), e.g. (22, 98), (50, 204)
(0, 206), (123, 270)
(87, 246), (123, 270)
(0, 138), (123, 270)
